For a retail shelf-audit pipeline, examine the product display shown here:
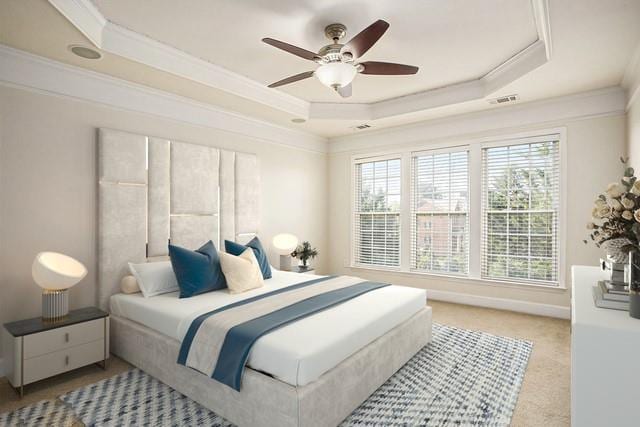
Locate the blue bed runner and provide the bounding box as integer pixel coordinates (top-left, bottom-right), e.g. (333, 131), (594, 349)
(177, 276), (389, 391)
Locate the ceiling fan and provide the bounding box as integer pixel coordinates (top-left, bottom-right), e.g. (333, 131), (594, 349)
(262, 20), (419, 98)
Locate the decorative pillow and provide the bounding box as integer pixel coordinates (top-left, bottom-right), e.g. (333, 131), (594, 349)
(128, 260), (179, 298)
(225, 236), (272, 279)
(169, 240), (227, 298)
(219, 248), (264, 294)
(120, 275), (140, 294)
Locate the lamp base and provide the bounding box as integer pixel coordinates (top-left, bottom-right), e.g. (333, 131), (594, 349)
(42, 289), (69, 321)
(279, 255), (292, 271)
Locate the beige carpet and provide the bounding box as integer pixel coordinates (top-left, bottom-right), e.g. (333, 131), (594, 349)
(0, 300), (570, 426)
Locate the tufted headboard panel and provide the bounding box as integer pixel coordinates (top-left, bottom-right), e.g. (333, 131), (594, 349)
(97, 128), (260, 310)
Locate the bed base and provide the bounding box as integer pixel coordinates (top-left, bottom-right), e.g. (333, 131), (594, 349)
(110, 306), (432, 427)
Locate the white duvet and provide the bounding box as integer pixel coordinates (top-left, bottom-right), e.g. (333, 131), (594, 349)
(110, 270), (426, 386)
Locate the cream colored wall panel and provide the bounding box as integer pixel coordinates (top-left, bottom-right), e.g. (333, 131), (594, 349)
(98, 128), (147, 184)
(219, 150), (236, 243)
(23, 318), (104, 359)
(235, 153), (260, 234)
(148, 137), (171, 257)
(170, 215), (219, 250)
(98, 183), (147, 310)
(170, 141), (219, 214)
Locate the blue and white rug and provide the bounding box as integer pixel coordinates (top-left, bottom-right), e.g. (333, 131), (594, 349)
(1, 324), (532, 426)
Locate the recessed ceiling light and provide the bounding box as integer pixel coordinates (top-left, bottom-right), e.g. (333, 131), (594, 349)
(68, 45), (102, 60)
(291, 118), (306, 123)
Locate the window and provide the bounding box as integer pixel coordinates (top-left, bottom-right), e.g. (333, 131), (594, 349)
(352, 157), (401, 268)
(481, 140), (560, 284)
(411, 150), (469, 274)
(350, 130), (563, 288)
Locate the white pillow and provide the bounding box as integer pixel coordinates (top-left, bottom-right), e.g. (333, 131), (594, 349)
(219, 248), (264, 294)
(128, 261), (179, 297)
(120, 275), (140, 294)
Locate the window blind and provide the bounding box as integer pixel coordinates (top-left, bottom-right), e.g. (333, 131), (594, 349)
(411, 150), (469, 274)
(481, 139), (560, 284)
(353, 158), (401, 268)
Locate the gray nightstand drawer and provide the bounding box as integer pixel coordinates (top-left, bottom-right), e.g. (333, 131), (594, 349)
(23, 339), (105, 384)
(23, 318), (104, 359)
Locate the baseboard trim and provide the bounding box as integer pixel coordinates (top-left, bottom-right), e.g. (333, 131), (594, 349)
(426, 288), (571, 319)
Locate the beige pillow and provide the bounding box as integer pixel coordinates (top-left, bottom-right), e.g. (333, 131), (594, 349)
(120, 275), (141, 294)
(219, 248), (264, 294)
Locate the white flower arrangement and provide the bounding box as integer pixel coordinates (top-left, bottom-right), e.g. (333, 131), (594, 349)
(586, 157), (640, 256)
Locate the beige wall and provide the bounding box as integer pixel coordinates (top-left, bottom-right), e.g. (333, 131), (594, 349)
(628, 94), (640, 169)
(328, 114), (627, 308)
(0, 86), (329, 356)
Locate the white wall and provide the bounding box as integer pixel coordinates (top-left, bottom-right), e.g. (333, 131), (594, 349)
(0, 85), (329, 358)
(628, 94), (640, 169)
(328, 114), (627, 310)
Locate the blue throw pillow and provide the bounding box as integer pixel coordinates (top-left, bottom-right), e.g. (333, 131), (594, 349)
(225, 237), (272, 279)
(169, 240), (227, 298)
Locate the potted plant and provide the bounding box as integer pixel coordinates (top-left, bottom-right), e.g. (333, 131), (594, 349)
(291, 241), (318, 271)
(585, 157), (640, 318)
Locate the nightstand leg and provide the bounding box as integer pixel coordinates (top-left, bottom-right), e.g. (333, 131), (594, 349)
(20, 337), (24, 398)
(8, 382), (23, 398)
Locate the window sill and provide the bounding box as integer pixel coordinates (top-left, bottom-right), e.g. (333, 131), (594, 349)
(348, 265), (568, 293)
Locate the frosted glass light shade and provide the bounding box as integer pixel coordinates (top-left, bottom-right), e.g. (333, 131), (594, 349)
(272, 234), (299, 255)
(315, 62), (357, 88)
(32, 252), (87, 290)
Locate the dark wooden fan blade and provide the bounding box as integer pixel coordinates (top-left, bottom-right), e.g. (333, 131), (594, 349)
(342, 20), (389, 59)
(262, 38), (320, 62)
(268, 71), (315, 88)
(337, 83), (352, 98)
(359, 61), (419, 75)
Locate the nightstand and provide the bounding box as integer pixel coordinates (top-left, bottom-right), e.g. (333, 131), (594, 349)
(291, 266), (315, 273)
(2, 307), (109, 397)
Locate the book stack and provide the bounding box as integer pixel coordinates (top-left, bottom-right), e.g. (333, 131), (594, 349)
(592, 280), (629, 310)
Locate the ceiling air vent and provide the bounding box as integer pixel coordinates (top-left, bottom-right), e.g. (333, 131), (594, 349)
(489, 94), (519, 105)
(352, 123), (372, 131)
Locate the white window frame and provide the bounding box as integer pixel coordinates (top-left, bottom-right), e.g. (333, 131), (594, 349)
(349, 128), (567, 290)
(350, 153), (404, 271)
(410, 145), (470, 276)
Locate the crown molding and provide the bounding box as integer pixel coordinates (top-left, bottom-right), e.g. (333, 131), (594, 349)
(49, 0), (106, 46)
(47, 0), (310, 119)
(0, 44), (328, 153)
(328, 86), (626, 153)
(532, 0), (552, 59)
(622, 38), (640, 110)
(309, 40), (547, 121)
(47, 0), (552, 122)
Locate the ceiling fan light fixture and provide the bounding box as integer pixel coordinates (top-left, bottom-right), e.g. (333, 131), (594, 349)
(315, 62), (357, 89)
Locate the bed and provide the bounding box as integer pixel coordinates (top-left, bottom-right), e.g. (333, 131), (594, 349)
(98, 128), (433, 426)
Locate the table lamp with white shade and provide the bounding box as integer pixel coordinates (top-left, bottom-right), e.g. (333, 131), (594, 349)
(32, 252), (87, 321)
(272, 233), (299, 271)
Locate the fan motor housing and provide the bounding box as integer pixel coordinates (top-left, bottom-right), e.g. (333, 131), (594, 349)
(324, 23), (347, 41)
(318, 43), (344, 62)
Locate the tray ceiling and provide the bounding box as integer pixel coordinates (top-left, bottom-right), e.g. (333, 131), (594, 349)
(91, 0), (539, 104)
(0, 0), (639, 138)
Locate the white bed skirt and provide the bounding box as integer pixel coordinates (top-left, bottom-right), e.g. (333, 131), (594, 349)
(110, 306), (432, 427)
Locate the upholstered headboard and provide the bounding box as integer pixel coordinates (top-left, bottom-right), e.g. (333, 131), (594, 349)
(97, 128), (260, 310)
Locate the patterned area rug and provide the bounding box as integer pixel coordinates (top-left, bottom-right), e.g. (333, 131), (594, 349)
(0, 324), (532, 426)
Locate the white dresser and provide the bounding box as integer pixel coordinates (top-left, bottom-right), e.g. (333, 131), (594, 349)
(571, 266), (640, 427)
